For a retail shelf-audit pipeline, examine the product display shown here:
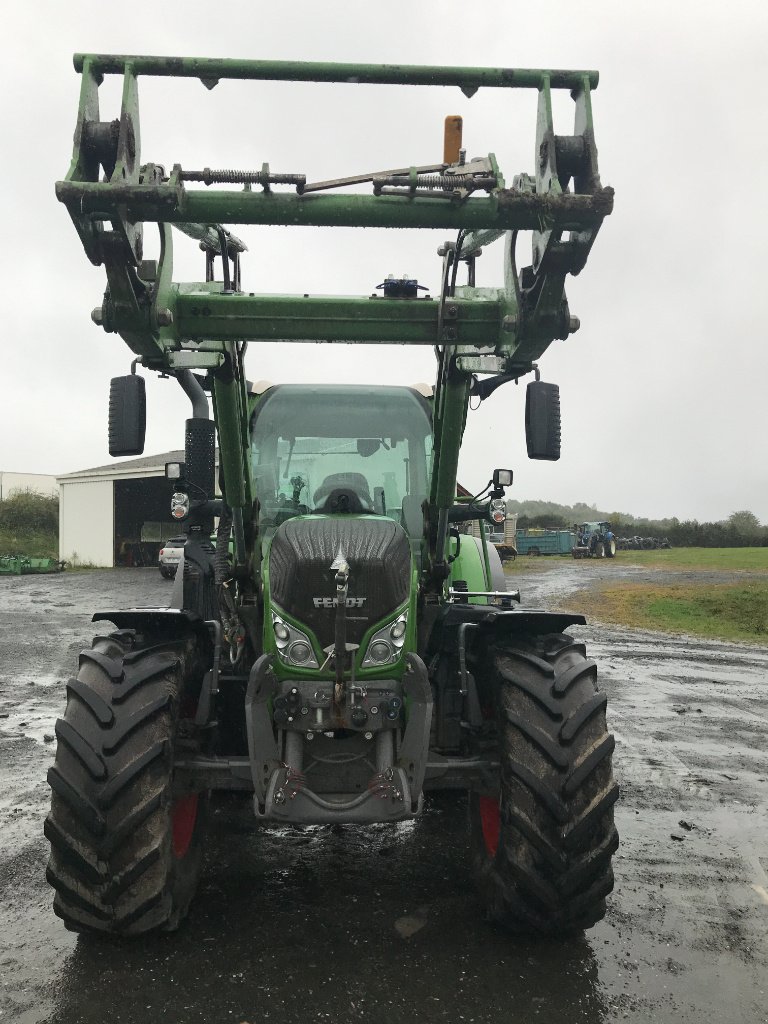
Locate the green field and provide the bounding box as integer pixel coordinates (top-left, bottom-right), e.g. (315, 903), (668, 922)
(582, 547), (767, 642)
(611, 547), (768, 572)
(570, 579), (768, 643)
(504, 547), (768, 642)
(504, 546), (768, 574)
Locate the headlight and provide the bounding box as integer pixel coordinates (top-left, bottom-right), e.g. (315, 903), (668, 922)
(271, 612), (319, 668)
(368, 640), (392, 664)
(288, 640), (313, 665)
(362, 611), (408, 667)
(489, 498), (506, 525)
(390, 618), (406, 643)
(273, 621), (290, 644)
(171, 492), (189, 520)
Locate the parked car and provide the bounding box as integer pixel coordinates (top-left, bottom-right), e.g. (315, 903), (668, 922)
(158, 536), (185, 578)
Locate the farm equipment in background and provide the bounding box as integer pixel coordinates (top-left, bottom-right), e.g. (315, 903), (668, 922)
(46, 54), (617, 938)
(0, 555), (65, 575)
(515, 527), (575, 556)
(617, 536), (671, 551)
(468, 510), (518, 560)
(572, 521), (616, 558)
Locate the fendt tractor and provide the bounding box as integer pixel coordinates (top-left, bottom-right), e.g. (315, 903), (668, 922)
(46, 54), (618, 937)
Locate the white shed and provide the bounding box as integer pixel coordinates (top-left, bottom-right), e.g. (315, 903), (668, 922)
(58, 450), (189, 567)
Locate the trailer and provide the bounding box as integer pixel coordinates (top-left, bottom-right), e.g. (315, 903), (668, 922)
(469, 513), (518, 560)
(515, 528), (575, 556)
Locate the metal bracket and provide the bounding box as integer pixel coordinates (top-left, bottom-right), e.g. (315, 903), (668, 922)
(168, 351), (226, 370)
(244, 654), (281, 808)
(396, 653), (433, 811)
(455, 355), (508, 374)
(194, 620), (222, 726)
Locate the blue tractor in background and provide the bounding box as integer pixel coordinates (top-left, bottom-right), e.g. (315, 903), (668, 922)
(572, 521), (617, 559)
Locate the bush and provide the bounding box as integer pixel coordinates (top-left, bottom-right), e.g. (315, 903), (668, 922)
(0, 491), (59, 533)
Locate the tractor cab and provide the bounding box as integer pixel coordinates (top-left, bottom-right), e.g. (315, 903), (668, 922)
(250, 383), (432, 544)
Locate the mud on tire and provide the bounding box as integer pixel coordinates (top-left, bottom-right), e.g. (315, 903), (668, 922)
(470, 633), (618, 935)
(45, 628), (208, 935)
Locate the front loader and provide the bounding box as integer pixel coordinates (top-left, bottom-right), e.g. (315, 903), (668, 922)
(46, 54), (618, 937)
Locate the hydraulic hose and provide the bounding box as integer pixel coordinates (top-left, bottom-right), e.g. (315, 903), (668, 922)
(214, 504), (233, 586)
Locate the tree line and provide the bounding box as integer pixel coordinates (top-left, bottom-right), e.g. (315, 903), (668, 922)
(509, 501), (768, 548)
(1, 491), (765, 550)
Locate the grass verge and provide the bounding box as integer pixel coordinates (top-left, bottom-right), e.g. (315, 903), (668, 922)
(0, 528), (58, 559)
(502, 547), (768, 576)
(566, 579), (768, 644)
(610, 547), (768, 573)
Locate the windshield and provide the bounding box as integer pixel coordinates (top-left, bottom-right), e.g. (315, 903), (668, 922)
(250, 384), (432, 538)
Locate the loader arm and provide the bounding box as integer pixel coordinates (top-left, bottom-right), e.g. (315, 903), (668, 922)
(57, 54), (612, 584)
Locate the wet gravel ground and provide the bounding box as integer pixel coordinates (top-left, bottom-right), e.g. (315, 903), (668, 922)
(1, 566), (767, 1024)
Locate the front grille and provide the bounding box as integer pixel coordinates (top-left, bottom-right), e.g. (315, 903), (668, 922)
(269, 517), (411, 647)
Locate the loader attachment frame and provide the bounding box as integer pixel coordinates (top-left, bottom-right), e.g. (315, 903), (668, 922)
(57, 54), (612, 586)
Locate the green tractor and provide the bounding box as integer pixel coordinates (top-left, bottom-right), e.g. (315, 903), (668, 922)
(46, 54), (618, 937)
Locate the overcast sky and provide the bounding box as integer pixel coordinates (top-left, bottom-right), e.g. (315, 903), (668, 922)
(3, 1), (767, 524)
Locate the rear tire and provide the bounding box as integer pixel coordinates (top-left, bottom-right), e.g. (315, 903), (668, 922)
(45, 628), (209, 935)
(469, 633), (618, 935)
(605, 538), (616, 558)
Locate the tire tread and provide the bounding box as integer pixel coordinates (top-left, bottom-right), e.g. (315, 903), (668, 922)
(45, 630), (206, 935)
(471, 633), (618, 935)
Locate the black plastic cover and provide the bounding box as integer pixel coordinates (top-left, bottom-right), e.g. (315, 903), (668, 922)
(525, 381), (561, 461)
(108, 375), (146, 457)
(269, 517), (411, 647)
(185, 418), (216, 498)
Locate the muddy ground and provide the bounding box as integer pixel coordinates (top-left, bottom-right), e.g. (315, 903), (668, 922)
(1, 565), (766, 1024)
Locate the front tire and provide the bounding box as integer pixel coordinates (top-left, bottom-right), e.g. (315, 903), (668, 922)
(470, 633), (618, 935)
(45, 628), (209, 935)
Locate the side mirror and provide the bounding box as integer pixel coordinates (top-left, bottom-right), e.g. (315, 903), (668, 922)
(525, 381), (560, 461)
(108, 375), (146, 456)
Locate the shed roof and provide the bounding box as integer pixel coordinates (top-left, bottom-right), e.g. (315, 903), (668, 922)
(56, 449), (221, 484)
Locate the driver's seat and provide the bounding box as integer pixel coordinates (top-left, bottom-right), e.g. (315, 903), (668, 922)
(313, 473), (373, 512)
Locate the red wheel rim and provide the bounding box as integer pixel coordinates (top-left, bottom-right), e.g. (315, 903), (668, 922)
(479, 796), (500, 859)
(172, 793), (198, 859)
